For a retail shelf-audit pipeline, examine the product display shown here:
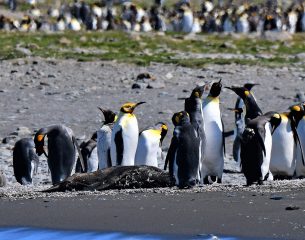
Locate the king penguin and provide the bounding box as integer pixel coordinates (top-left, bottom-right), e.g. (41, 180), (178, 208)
(270, 106), (305, 179)
(229, 107), (244, 164)
(34, 124), (85, 185)
(295, 103), (305, 178)
(135, 122), (168, 167)
(231, 83), (259, 163)
(13, 138), (39, 185)
(165, 111), (200, 188)
(75, 132), (98, 173)
(240, 112), (280, 185)
(97, 107), (117, 169)
(202, 79), (224, 184)
(110, 102), (145, 166)
(184, 85), (206, 183)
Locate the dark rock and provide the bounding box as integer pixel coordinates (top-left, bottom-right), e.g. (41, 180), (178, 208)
(137, 73), (155, 81)
(132, 83), (141, 89)
(48, 74), (56, 78)
(2, 136), (16, 144)
(270, 196), (283, 200)
(285, 206), (300, 211)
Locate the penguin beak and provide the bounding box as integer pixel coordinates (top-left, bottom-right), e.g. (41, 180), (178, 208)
(134, 102), (146, 109)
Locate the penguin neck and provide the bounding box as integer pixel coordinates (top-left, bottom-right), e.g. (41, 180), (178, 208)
(244, 96), (262, 120)
(206, 95), (220, 103)
(119, 111), (135, 118)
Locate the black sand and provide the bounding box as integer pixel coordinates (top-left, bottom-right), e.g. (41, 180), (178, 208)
(0, 190), (304, 239)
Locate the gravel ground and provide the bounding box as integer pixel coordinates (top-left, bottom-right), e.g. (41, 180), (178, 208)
(0, 58), (304, 199)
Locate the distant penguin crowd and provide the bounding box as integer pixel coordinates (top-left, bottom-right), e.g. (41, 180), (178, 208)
(9, 79), (305, 188)
(1, 0), (305, 34)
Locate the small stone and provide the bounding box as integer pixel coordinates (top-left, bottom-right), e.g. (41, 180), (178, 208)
(59, 37), (71, 45)
(165, 73), (173, 79)
(136, 72), (155, 81)
(48, 74), (56, 78)
(285, 206), (300, 211)
(147, 81), (165, 89)
(270, 196), (283, 200)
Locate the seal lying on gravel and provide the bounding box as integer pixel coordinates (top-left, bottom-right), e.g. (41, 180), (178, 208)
(43, 166), (173, 192)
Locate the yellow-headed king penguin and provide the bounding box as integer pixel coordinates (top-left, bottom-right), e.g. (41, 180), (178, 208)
(240, 112), (280, 185)
(165, 111), (200, 188)
(202, 80), (224, 184)
(110, 102), (145, 166)
(184, 85), (206, 183)
(270, 105), (305, 179)
(135, 122), (167, 168)
(230, 83), (259, 163)
(34, 124), (85, 185)
(75, 132), (98, 173)
(13, 138), (39, 185)
(97, 108), (117, 169)
(296, 103), (305, 178)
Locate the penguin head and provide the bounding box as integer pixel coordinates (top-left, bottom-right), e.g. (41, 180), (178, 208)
(289, 104), (304, 125)
(98, 107), (117, 124)
(172, 111), (190, 126)
(265, 112), (281, 134)
(34, 128), (47, 156)
(190, 85), (206, 99)
(225, 86), (251, 100)
(209, 79), (222, 97)
(120, 102), (145, 114)
(244, 83), (259, 91)
(155, 122), (168, 144)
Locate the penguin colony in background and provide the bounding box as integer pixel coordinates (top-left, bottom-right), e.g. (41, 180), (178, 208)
(11, 81), (305, 188)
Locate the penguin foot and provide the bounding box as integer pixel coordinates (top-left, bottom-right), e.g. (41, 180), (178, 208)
(258, 179), (264, 185)
(217, 177), (222, 184)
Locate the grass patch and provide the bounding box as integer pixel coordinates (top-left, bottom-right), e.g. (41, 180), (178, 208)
(0, 31), (304, 68)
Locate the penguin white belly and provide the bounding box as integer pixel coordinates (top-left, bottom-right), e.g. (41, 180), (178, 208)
(111, 115), (138, 166)
(202, 101), (224, 177)
(270, 120), (295, 176)
(97, 126), (112, 169)
(135, 131), (160, 167)
(87, 147), (98, 172)
(181, 13), (193, 33)
(261, 123), (272, 179)
(296, 118), (305, 177)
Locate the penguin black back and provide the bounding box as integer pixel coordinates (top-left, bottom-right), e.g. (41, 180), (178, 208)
(167, 111), (200, 188)
(240, 114), (274, 185)
(13, 138), (39, 185)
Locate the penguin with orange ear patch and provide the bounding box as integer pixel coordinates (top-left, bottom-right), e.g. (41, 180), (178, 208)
(110, 102), (145, 166)
(165, 111), (200, 189)
(34, 124), (85, 185)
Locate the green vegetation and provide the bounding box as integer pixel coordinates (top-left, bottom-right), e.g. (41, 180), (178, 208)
(0, 31), (304, 68)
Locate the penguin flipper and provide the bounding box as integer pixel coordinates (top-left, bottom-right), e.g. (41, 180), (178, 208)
(114, 127), (124, 166)
(164, 137), (178, 176)
(221, 119), (226, 155)
(291, 118), (305, 165)
(29, 149), (39, 174)
(72, 136), (86, 172)
(256, 127), (266, 157)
